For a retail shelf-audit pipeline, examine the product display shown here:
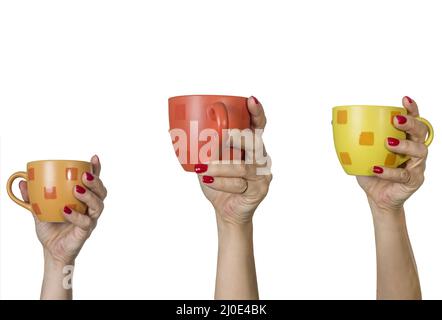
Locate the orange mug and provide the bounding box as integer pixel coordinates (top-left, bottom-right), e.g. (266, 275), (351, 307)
(169, 95), (251, 171)
(7, 160), (92, 222)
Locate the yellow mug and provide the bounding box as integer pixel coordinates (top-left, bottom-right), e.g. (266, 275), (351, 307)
(7, 160), (92, 222)
(332, 105), (434, 176)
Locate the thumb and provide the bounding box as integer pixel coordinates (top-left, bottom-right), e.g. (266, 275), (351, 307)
(247, 96), (267, 129)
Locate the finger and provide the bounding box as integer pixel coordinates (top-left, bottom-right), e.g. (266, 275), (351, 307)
(62, 206), (95, 231)
(81, 172), (107, 200)
(194, 162), (250, 178)
(248, 96), (267, 129)
(19, 180), (30, 203)
(19, 181), (40, 223)
(386, 137), (428, 159)
(393, 114), (428, 143)
(402, 96), (419, 117)
(372, 166), (411, 184)
(73, 185), (104, 220)
(228, 129), (266, 161)
(91, 154), (101, 177)
(199, 175), (248, 194)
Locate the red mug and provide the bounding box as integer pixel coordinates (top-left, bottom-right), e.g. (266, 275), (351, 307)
(169, 95), (251, 172)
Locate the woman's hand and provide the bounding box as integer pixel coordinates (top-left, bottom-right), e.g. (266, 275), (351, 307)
(19, 155), (107, 299)
(357, 96), (429, 214)
(195, 96), (272, 226)
(357, 97), (428, 300)
(195, 96), (272, 300)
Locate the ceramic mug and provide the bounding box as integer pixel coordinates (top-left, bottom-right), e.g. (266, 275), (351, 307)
(332, 105), (434, 176)
(7, 160), (92, 222)
(169, 95), (251, 172)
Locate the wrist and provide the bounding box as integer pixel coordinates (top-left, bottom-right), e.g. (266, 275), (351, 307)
(368, 200), (406, 228)
(215, 207), (254, 227)
(41, 250), (74, 300)
(44, 250), (75, 271)
(216, 210), (252, 230)
(216, 216), (253, 242)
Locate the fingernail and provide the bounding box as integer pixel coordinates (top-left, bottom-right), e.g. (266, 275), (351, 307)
(373, 166), (384, 174)
(396, 115), (407, 124)
(63, 206), (72, 214)
(387, 137), (400, 146)
(202, 176), (214, 184)
(85, 172), (94, 181)
(75, 185), (86, 194)
(405, 96), (413, 104)
(251, 96), (259, 104)
(194, 164), (208, 174)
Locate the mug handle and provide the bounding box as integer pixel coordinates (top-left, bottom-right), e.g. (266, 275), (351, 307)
(6, 171), (32, 212)
(208, 101), (229, 141)
(416, 117), (434, 146)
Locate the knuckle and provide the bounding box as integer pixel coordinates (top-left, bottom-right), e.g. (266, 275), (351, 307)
(418, 121), (429, 137)
(400, 170), (411, 183)
(98, 201), (105, 213)
(412, 175), (425, 188)
(233, 178), (246, 190)
(237, 164), (248, 177)
(86, 219), (93, 229)
(102, 186), (108, 199)
(82, 216), (93, 229)
(408, 117), (417, 131)
(258, 182), (270, 196)
(83, 191), (93, 202)
(400, 139), (410, 149)
(422, 145), (429, 158)
(217, 178), (226, 189)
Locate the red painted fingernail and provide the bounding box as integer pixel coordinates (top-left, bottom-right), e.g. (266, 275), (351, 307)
(194, 164), (208, 174)
(405, 96), (413, 104)
(202, 176), (214, 184)
(373, 166), (384, 174)
(63, 206), (72, 214)
(251, 96), (259, 104)
(85, 172), (94, 181)
(75, 185), (86, 194)
(387, 137), (400, 146)
(396, 115), (407, 124)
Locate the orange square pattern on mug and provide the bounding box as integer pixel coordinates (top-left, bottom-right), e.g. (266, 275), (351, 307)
(7, 160), (92, 222)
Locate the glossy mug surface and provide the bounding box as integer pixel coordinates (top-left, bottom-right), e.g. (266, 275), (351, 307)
(7, 160), (92, 222)
(169, 95), (251, 171)
(332, 105), (434, 176)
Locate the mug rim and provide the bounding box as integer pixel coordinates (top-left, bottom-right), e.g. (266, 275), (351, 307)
(333, 105), (404, 110)
(26, 160), (91, 166)
(169, 94), (248, 101)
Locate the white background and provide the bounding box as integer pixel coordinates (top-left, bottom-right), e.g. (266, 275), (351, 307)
(0, 0), (441, 300)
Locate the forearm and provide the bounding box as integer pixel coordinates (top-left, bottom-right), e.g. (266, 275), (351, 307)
(370, 203), (421, 300)
(215, 216), (258, 300)
(41, 250), (74, 300)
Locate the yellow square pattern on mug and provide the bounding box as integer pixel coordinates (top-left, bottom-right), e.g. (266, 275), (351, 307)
(332, 106), (410, 176)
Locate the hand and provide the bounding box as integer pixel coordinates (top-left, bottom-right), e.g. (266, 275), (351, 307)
(357, 96), (429, 214)
(195, 96), (272, 226)
(19, 155), (107, 265)
(197, 96), (271, 300)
